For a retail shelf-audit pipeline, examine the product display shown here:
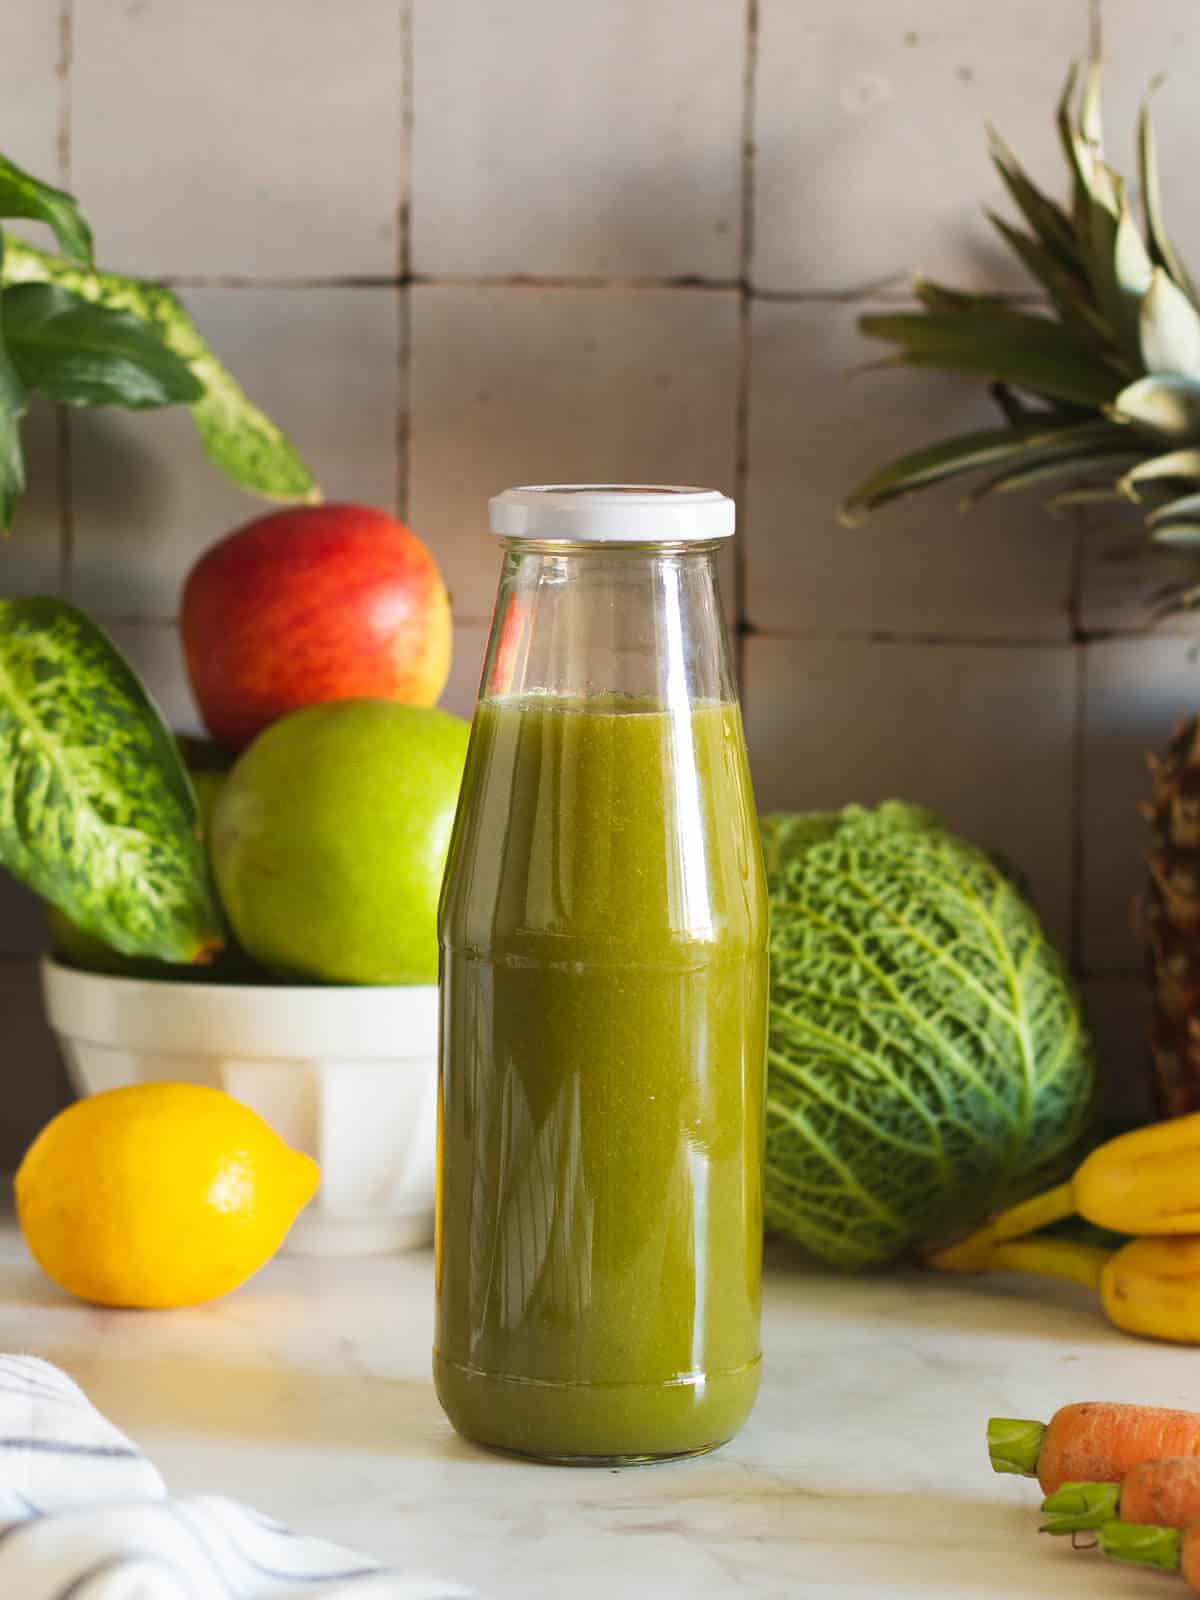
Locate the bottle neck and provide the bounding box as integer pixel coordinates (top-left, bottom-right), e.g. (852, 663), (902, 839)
(480, 540), (736, 707)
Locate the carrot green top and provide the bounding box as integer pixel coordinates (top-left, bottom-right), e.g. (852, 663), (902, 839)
(1099, 1522), (1182, 1573)
(987, 1418), (1047, 1477)
(1041, 1481), (1121, 1533)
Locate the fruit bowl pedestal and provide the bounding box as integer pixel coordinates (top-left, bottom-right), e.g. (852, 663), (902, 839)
(40, 959), (438, 1256)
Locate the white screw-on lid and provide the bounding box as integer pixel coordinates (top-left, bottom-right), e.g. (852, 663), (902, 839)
(488, 484), (735, 542)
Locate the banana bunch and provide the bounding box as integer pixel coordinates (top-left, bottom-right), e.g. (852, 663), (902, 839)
(930, 1116), (1200, 1342)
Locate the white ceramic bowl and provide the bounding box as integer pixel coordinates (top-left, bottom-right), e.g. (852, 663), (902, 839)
(40, 958), (438, 1257)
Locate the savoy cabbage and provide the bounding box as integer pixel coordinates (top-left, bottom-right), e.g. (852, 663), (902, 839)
(761, 802), (1096, 1269)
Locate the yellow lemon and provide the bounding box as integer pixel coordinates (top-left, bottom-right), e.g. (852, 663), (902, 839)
(15, 1083), (319, 1308)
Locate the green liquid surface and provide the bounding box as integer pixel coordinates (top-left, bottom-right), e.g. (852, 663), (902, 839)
(436, 694), (767, 1462)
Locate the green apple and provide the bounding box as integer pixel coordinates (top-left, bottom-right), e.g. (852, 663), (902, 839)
(211, 698), (470, 985)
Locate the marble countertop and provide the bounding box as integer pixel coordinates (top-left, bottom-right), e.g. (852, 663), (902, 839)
(0, 1220), (1186, 1599)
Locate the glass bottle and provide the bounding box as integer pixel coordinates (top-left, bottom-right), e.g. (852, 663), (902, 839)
(435, 485), (767, 1464)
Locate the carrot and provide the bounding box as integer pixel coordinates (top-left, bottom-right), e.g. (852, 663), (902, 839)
(989, 1403), (1200, 1494)
(1042, 1458), (1200, 1534)
(1099, 1518), (1200, 1589)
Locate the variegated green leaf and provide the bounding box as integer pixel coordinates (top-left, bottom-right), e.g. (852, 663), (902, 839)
(0, 598), (223, 961)
(1, 240), (318, 504)
(1108, 375), (1200, 441)
(3, 284), (201, 409)
(1141, 267), (1200, 376)
(1139, 79), (1197, 303)
(0, 155), (93, 266)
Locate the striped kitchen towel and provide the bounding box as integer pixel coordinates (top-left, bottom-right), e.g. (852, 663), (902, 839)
(0, 1355), (475, 1598)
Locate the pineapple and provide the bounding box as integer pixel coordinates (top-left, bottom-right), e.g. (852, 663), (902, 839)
(843, 64), (1200, 601)
(842, 62), (1200, 1117)
(1140, 717), (1200, 1115)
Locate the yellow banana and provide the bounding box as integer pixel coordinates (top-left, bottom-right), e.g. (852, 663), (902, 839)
(1101, 1236), (1200, 1344)
(931, 1232), (1200, 1344)
(1079, 1117), (1200, 1234)
(930, 1111), (1200, 1272)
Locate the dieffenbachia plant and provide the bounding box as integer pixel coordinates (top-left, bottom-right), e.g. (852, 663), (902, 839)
(0, 151), (318, 523)
(0, 598), (222, 961)
(0, 153), (318, 963)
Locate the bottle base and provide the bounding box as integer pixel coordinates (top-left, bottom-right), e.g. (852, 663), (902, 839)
(433, 1353), (760, 1465)
(468, 1439), (731, 1469)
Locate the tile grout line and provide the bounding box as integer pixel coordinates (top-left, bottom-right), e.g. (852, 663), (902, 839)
(76, 611), (1185, 652)
(55, 0), (75, 601)
(1077, 12), (1104, 968)
(395, 0), (415, 523)
(741, 627), (1084, 649)
(55, 0), (73, 184)
(733, 0), (760, 683)
(132, 272), (1042, 305)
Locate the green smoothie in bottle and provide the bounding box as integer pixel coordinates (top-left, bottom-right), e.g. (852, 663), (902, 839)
(435, 487), (767, 1464)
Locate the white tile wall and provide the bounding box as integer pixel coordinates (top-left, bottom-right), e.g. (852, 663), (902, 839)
(71, 287), (401, 617)
(2, 0), (1194, 1148)
(71, 1), (405, 278)
(409, 285), (739, 618)
(743, 636), (1078, 951)
(0, 7), (61, 181)
(752, 0), (1090, 295)
(746, 300), (1074, 639)
(412, 0), (745, 280)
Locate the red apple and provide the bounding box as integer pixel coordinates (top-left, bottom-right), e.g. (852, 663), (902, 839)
(182, 504), (452, 750)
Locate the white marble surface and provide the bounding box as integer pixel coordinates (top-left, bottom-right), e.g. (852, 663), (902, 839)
(0, 1220), (1186, 1599)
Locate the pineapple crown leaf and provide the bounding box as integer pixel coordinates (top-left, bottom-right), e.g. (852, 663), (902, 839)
(1139, 75), (1197, 302)
(842, 56), (1200, 617)
(1107, 375), (1200, 441)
